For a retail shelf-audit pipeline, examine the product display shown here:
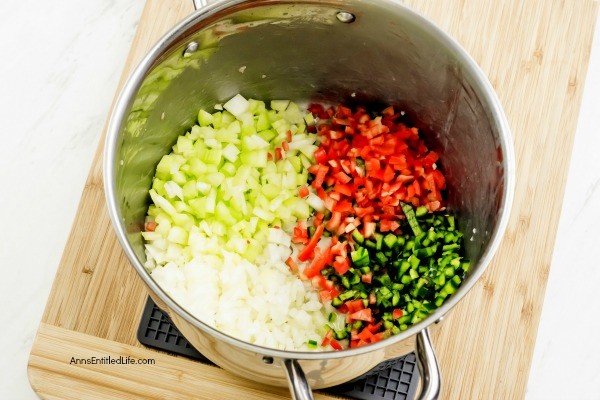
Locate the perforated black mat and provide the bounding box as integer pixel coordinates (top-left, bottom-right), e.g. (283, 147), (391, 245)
(138, 297), (419, 400)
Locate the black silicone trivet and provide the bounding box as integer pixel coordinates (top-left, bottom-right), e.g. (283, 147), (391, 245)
(138, 297), (419, 400)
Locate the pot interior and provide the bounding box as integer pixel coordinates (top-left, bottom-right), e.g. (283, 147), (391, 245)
(110, 0), (510, 333)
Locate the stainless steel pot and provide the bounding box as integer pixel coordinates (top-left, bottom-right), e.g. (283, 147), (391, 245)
(103, 1), (515, 399)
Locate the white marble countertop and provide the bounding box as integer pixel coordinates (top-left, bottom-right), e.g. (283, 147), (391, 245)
(0, 1), (598, 398)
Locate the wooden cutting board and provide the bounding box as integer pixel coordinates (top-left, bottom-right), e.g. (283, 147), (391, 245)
(27, 0), (598, 399)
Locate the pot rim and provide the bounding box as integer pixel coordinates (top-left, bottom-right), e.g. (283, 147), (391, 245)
(104, 0), (515, 360)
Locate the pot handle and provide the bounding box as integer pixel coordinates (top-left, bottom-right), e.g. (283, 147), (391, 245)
(192, 0), (209, 10)
(282, 359), (314, 400)
(415, 328), (441, 400)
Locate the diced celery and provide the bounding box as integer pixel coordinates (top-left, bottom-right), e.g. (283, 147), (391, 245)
(216, 202), (237, 226)
(283, 101), (303, 124)
(271, 118), (290, 135)
(173, 200), (192, 214)
(299, 154), (313, 169)
(155, 218), (171, 236)
(149, 189), (177, 215)
(167, 226), (188, 245)
(203, 148), (222, 166)
(163, 181), (183, 200)
(198, 109), (213, 126)
(152, 178), (165, 194)
(240, 150), (267, 168)
(243, 240), (261, 261)
(196, 126), (215, 140)
(248, 98), (266, 114)
(188, 198), (206, 218)
(224, 94), (250, 118)
(222, 143), (240, 162)
(221, 111), (235, 125)
(182, 180), (198, 199)
(257, 129), (277, 143)
(261, 183), (280, 199)
(287, 156), (303, 173)
(211, 111), (223, 128)
(170, 171), (187, 186)
(205, 189), (216, 214)
(174, 136), (194, 155)
(253, 207), (275, 222)
(270, 99), (290, 112)
(204, 172), (224, 188)
(304, 112), (315, 126)
(211, 221), (226, 236)
(155, 154), (185, 180)
(145, 95), (323, 272)
(256, 111), (271, 131)
(226, 120), (241, 135)
(243, 134), (270, 150)
(298, 144), (319, 158)
(172, 213), (195, 230)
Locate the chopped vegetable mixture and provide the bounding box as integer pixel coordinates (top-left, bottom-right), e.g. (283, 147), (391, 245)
(143, 95), (468, 351)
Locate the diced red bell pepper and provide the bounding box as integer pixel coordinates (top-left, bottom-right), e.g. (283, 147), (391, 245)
(304, 247), (332, 278)
(379, 220), (393, 232)
(292, 220), (309, 244)
(336, 105), (352, 118)
(330, 339), (343, 350)
(321, 330), (333, 347)
(345, 299), (365, 313)
(382, 166), (395, 182)
(350, 308), (373, 323)
(275, 147), (284, 160)
(316, 186), (327, 200)
(319, 288), (340, 302)
(334, 171), (352, 184)
(422, 151), (439, 168)
(357, 327), (374, 341)
(312, 165), (329, 188)
(297, 225), (324, 262)
(333, 183), (353, 196)
(314, 148), (328, 164)
(333, 255), (350, 275)
(365, 322), (382, 333)
(298, 185), (309, 198)
(333, 201), (353, 213)
(325, 211), (342, 232)
(431, 169), (446, 189)
(351, 339), (370, 348)
(370, 332), (386, 343)
(361, 272), (372, 284)
(355, 206), (374, 218)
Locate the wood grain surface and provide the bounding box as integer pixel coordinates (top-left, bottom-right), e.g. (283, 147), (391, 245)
(28, 0), (598, 399)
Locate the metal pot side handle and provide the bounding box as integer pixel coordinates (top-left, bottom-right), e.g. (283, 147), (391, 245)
(283, 359), (314, 400)
(416, 328), (442, 400)
(192, 0), (209, 10)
